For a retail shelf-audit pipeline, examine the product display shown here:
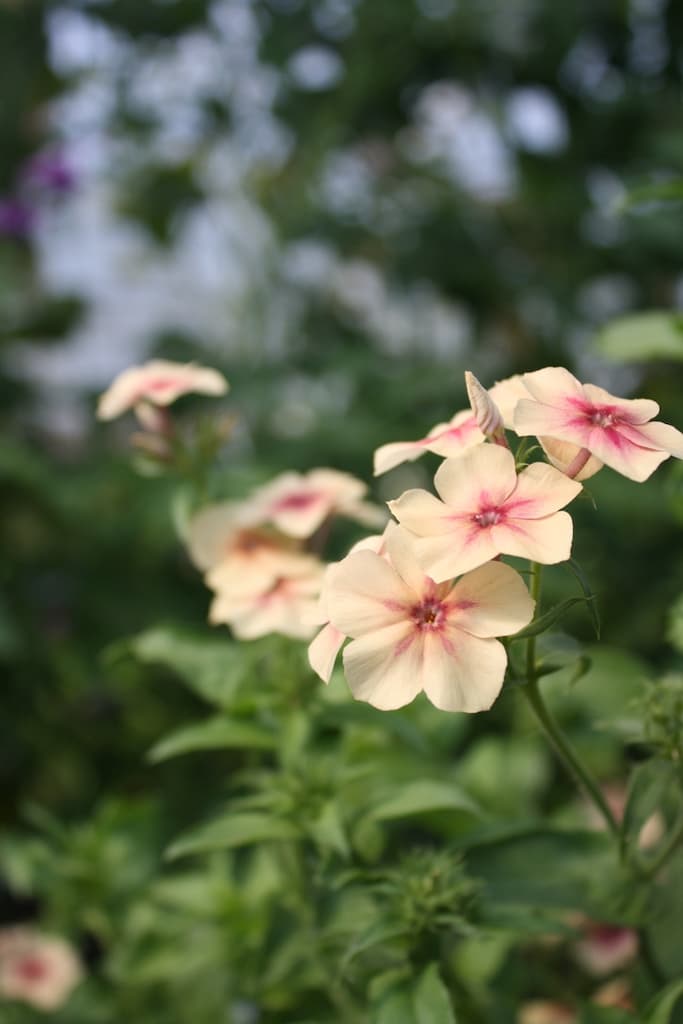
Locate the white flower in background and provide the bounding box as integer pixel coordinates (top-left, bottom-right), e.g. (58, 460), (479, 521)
(210, 567), (324, 640)
(247, 468), (386, 538)
(186, 501), (318, 597)
(97, 359), (228, 421)
(0, 928), (82, 1011)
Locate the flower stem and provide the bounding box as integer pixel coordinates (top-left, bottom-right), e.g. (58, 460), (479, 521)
(522, 562), (620, 842)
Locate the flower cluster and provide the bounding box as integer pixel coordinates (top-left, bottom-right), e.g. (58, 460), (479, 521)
(0, 928), (82, 1011)
(186, 469), (385, 640)
(309, 367), (683, 713)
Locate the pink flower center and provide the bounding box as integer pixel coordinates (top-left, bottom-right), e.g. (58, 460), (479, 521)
(273, 491), (319, 512)
(588, 406), (617, 428)
(474, 507), (502, 527)
(411, 597), (446, 631)
(15, 955), (49, 983)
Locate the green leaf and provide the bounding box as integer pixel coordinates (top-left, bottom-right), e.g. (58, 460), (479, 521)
(566, 558), (601, 638)
(512, 598), (590, 640)
(127, 627), (247, 707)
(413, 963), (456, 1024)
(373, 987), (416, 1024)
(166, 812), (300, 861)
(595, 311), (683, 363)
(622, 178), (683, 208)
(579, 1006), (635, 1023)
(369, 780), (482, 822)
(645, 978), (683, 1023)
(148, 715), (278, 762)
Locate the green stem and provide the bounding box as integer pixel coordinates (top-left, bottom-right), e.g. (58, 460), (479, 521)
(522, 562), (620, 843)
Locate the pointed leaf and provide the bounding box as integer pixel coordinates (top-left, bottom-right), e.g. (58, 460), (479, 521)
(369, 780), (482, 822)
(413, 963), (456, 1024)
(645, 978), (683, 1023)
(148, 716), (277, 762)
(622, 759), (678, 850)
(595, 311), (683, 363)
(566, 558), (601, 638)
(166, 812), (300, 861)
(512, 598), (589, 640)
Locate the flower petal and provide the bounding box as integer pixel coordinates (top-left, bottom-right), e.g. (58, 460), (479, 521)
(505, 462), (582, 518)
(343, 623), (423, 709)
(493, 510), (574, 564)
(434, 444), (517, 510)
(447, 561), (534, 638)
(308, 623), (345, 683)
(422, 629), (507, 712)
(514, 398), (587, 443)
(616, 419), (683, 459)
(383, 521), (431, 592)
(325, 550), (413, 637)
(388, 489), (452, 537)
(412, 524), (499, 581)
(522, 366), (584, 406)
(581, 383), (659, 424)
(583, 426), (670, 482)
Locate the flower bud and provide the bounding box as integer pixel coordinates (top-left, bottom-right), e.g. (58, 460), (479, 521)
(465, 371), (505, 442)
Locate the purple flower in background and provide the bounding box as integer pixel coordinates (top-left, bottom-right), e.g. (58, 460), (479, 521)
(22, 151), (76, 195)
(0, 197), (35, 238)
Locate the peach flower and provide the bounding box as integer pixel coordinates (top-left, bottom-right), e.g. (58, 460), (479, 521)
(514, 366), (683, 482)
(97, 359), (228, 420)
(247, 469), (385, 538)
(389, 444), (581, 581)
(186, 502), (318, 597)
(321, 524), (533, 711)
(572, 922), (638, 977)
(0, 928), (82, 1011)
(210, 568), (323, 640)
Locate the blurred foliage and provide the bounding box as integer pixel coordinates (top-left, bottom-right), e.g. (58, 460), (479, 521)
(2, 0), (683, 1021)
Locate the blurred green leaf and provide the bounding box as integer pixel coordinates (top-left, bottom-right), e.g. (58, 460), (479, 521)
(595, 312), (683, 363)
(127, 627), (246, 707)
(622, 759), (678, 852)
(413, 963), (456, 1024)
(645, 978), (683, 1023)
(166, 812), (300, 861)
(513, 598), (592, 640)
(148, 715), (278, 762)
(368, 780), (482, 823)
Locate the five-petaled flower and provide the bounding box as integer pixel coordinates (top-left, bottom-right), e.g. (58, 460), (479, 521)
(389, 444), (582, 580)
(0, 928), (82, 1011)
(318, 525), (534, 711)
(97, 359), (228, 421)
(514, 366), (683, 482)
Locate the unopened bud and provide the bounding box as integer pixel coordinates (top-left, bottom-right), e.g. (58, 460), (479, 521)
(465, 371), (505, 441)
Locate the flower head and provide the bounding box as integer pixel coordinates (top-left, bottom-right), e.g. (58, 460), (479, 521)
(572, 921), (638, 977)
(210, 567), (323, 640)
(321, 524), (534, 711)
(0, 928), (82, 1011)
(514, 366), (683, 482)
(390, 444), (581, 580)
(97, 359), (228, 421)
(247, 468), (385, 538)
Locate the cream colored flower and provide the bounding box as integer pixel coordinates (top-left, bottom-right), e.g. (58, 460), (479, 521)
(572, 922), (638, 977)
(0, 928), (82, 1011)
(515, 366), (683, 482)
(210, 568), (323, 639)
(186, 501), (318, 598)
(390, 444), (582, 581)
(247, 468), (385, 538)
(97, 359), (228, 420)
(322, 524), (533, 711)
